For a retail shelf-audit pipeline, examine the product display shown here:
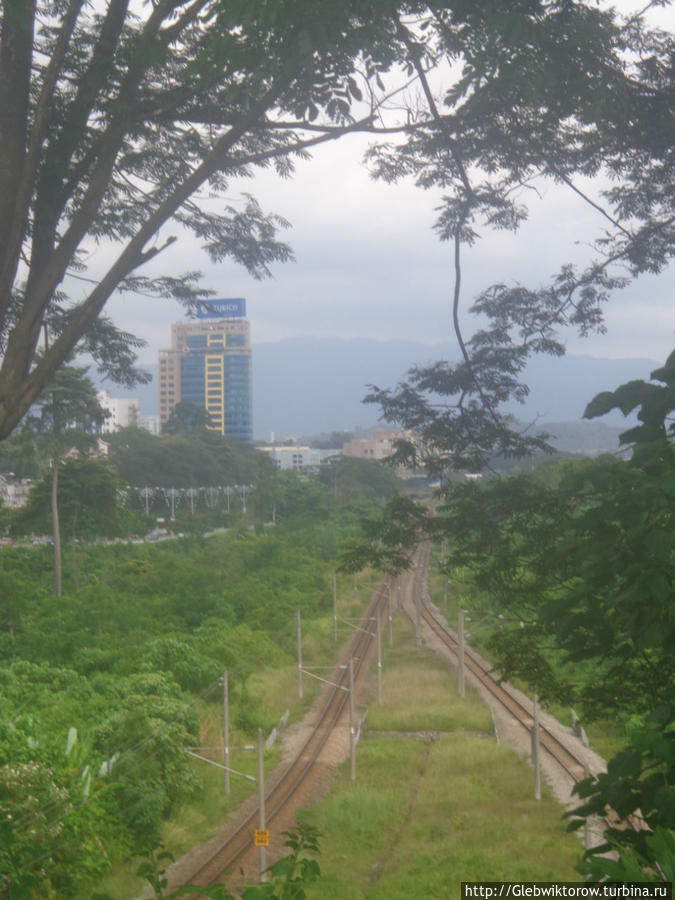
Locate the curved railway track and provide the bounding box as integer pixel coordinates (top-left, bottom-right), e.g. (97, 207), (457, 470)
(174, 546), (639, 895)
(418, 596), (586, 782)
(183, 578), (391, 889)
(413, 546), (646, 837)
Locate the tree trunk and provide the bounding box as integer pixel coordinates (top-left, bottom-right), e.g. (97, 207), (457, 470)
(51, 457), (62, 598)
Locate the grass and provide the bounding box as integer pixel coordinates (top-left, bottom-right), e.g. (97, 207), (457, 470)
(368, 612), (492, 734)
(297, 611), (583, 899)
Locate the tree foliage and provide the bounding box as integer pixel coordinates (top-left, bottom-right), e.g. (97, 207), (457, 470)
(358, 353), (675, 879)
(2, 0), (672, 450)
(364, 2), (673, 471)
(0, 0), (413, 441)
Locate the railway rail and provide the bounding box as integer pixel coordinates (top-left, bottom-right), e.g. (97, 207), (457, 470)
(171, 546), (640, 896)
(419, 596), (587, 781)
(413, 546), (647, 838)
(181, 577), (391, 890)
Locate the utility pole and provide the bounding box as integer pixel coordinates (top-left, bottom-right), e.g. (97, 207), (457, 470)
(353, 572), (357, 593)
(333, 573), (337, 643)
(223, 668), (230, 796)
(415, 580), (421, 646)
(376, 613), (382, 704)
(532, 688), (541, 800)
(297, 609), (303, 699)
(397, 580), (401, 609)
(583, 763), (591, 855)
(257, 728), (267, 882)
(441, 539), (448, 615)
(387, 580), (393, 647)
(349, 657), (356, 780)
(458, 607), (465, 697)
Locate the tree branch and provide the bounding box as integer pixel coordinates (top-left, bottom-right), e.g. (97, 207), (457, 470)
(0, 0), (36, 323)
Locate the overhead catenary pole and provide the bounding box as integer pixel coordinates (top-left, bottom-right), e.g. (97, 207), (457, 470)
(333, 573), (337, 642)
(583, 763), (591, 856)
(223, 668), (230, 796)
(349, 657), (356, 780)
(415, 578), (421, 646)
(257, 728), (267, 882)
(376, 612), (382, 704)
(387, 580), (393, 647)
(441, 540), (448, 614)
(532, 688), (541, 800)
(458, 607), (465, 697)
(297, 608), (303, 699)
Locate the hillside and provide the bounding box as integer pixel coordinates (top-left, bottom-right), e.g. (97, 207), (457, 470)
(98, 338), (656, 442)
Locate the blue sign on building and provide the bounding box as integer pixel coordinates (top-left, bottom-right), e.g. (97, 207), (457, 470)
(196, 298), (246, 319)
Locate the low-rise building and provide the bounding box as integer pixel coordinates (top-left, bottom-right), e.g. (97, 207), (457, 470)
(259, 445), (322, 471)
(0, 477), (32, 509)
(342, 430), (396, 460)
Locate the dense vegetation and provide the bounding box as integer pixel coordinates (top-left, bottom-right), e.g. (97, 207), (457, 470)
(0, 444), (397, 898)
(355, 355), (675, 881)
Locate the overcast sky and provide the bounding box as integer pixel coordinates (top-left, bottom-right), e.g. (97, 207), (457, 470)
(98, 1), (673, 370)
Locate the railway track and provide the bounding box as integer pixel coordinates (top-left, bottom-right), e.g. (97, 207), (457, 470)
(171, 546), (639, 895)
(415, 573), (587, 783)
(181, 578), (391, 890)
(412, 547), (647, 838)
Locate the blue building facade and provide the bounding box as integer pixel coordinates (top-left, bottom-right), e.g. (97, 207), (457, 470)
(158, 300), (252, 441)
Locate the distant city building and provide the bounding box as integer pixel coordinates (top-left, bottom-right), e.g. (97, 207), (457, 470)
(97, 390), (139, 433)
(63, 437), (110, 460)
(260, 445), (321, 470)
(139, 414), (160, 436)
(158, 298), (252, 441)
(342, 430), (396, 460)
(0, 477), (32, 509)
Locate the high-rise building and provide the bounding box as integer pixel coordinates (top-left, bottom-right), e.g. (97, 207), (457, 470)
(158, 298), (252, 441)
(96, 390), (140, 433)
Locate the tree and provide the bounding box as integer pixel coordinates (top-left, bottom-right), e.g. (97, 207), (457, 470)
(2, 1), (671, 448)
(162, 401), (211, 435)
(364, 2), (673, 472)
(359, 354), (675, 879)
(23, 362), (106, 596)
(318, 456), (399, 507)
(0, 0), (420, 442)
(17, 456), (125, 588)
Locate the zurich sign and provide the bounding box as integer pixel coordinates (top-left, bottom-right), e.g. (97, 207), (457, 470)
(196, 298), (246, 319)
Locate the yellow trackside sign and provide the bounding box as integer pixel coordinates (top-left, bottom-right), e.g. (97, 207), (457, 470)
(254, 829), (269, 847)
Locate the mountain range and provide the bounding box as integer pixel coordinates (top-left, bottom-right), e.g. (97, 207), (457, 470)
(97, 337), (658, 447)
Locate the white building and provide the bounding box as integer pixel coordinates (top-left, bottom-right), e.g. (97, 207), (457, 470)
(0, 477), (32, 509)
(139, 414), (160, 435)
(260, 445), (322, 471)
(97, 390), (140, 433)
